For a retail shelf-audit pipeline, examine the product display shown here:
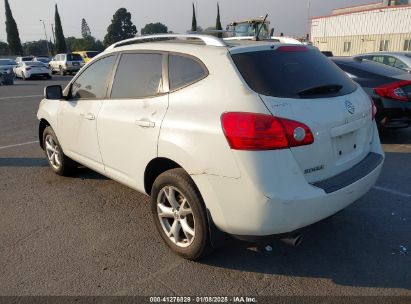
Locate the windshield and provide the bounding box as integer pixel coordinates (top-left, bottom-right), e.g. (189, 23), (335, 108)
(86, 51), (100, 58)
(232, 48), (357, 99)
(36, 58), (50, 63)
(67, 54), (83, 61)
(232, 22), (269, 38)
(0, 59), (15, 65)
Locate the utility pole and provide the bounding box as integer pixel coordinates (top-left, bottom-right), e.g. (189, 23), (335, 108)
(51, 24), (56, 44)
(307, 0), (312, 42)
(40, 19), (50, 55)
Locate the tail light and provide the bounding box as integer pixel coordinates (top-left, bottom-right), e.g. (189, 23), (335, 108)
(370, 97), (377, 121)
(374, 80), (411, 102)
(221, 112), (314, 151)
(25, 67), (31, 71)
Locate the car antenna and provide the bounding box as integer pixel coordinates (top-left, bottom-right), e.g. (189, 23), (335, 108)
(255, 14), (268, 41)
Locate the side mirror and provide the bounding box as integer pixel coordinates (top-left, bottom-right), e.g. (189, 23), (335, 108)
(44, 85), (63, 100)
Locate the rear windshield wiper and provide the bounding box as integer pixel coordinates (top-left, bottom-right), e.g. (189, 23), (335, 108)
(297, 84), (343, 96)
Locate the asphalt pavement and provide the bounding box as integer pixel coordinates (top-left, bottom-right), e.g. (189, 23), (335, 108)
(0, 77), (410, 297)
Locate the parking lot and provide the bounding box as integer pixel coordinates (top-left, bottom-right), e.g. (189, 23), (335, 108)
(0, 77), (410, 296)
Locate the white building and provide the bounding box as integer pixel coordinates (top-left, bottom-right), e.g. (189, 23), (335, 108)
(311, 1), (411, 56)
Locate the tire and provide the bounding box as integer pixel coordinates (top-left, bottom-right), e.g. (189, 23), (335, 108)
(151, 168), (212, 260)
(43, 126), (77, 176)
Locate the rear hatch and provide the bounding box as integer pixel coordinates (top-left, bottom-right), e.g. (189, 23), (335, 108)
(230, 45), (374, 183)
(67, 53), (84, 67)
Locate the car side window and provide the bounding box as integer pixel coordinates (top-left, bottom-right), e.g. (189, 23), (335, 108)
(71, 55), (116, 99)
(110, 53), (163, 99)
(372, 56), (384, 64)
(169, 54), (207, 91)
(385, 56), (396, 67)
(393, 58), (407, 69)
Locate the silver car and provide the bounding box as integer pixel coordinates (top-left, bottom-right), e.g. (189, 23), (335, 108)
(354, 52), (411, 73)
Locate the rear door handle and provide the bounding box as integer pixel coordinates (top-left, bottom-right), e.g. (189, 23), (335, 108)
(135, 119), (155, 128)
(83, 113), (95, 120)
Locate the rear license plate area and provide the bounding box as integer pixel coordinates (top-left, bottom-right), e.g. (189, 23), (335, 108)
(333, 131), (358, 159)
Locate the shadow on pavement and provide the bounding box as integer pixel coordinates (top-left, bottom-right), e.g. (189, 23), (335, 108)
(0, 158), (108, 180)
(202, 209), (411, 291)
(379, 128), (411, 145)
(0, 157), (48, 167)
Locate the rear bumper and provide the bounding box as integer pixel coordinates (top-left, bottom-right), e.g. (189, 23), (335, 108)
(192, 127), (384, 237)
(63, 67), (80, 72)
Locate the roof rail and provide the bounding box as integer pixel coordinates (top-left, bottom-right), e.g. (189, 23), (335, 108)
(106, 34), (227, 50)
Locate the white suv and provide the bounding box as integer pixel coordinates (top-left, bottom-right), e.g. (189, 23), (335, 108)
(37, 34), (384, 260)
(49, 53), (84, 76)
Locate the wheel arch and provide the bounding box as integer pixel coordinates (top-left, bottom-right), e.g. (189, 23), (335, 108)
(39, 119), (51, 149)
(144, 157), (184, 195)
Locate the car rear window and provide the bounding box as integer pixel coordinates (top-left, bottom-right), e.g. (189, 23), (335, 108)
(169, 54), (207, 91)
(231, 48), (357, 99)
(86, 52), (100, 58)
(67, 54), (83, 61)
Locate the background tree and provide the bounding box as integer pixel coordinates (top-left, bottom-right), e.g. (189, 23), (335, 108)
(66, 37), (105, 52)
(23, 40), (52, 56)
(141, 22), (168, 35)
(216, 3), (223, 38)
(4, 0), (23, 55)
(103, 8), (137, 47)
(191, 3), (197, 32)
(0, 41), (10, 55)
(81, 18), (92, 38)
(54, 4), (67, 53)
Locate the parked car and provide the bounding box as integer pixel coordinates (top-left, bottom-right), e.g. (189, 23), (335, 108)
(354, 52), (411, 73)
(72, 51), (101, 64)
(0, 58), (16, 75)
(14, 61), (52, 80)
(0, 58), (16, 85)
(37, 34), (384, 260)
(49, 53), (84, 75)
(321, 51), (334, 57)
(15, 56), (34, 63)
(331, 57), (411, 128)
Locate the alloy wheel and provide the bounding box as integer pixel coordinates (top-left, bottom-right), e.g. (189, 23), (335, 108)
(45, 134), (62, 170)
(157, 186), (195, 248)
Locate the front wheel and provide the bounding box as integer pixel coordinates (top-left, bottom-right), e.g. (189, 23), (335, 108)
(151, 168), (212, 260)
(43, 126), (77, 176)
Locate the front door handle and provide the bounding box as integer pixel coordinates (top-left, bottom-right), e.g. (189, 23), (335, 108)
(83, 113), (95, 120)
(135, 119), (155, 128)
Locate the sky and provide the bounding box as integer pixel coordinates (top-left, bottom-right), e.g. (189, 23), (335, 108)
(0, 0), (379, 42)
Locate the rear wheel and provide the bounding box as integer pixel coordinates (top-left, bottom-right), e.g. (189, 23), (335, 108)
(43, 126), (76, 176)
(151, 168), (212, 260)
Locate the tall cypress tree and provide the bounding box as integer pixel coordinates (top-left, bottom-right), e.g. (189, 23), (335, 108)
(4, 0), (23, 55)
(191, 3), (197, 32)
(216, 3), (222, 38)
(81, 18), (92, 38)
(103, 8), (137, 47)
(54, 4), (67, 53)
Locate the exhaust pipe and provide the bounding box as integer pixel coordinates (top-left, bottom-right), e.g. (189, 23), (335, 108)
(280, 234), (303, 247)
